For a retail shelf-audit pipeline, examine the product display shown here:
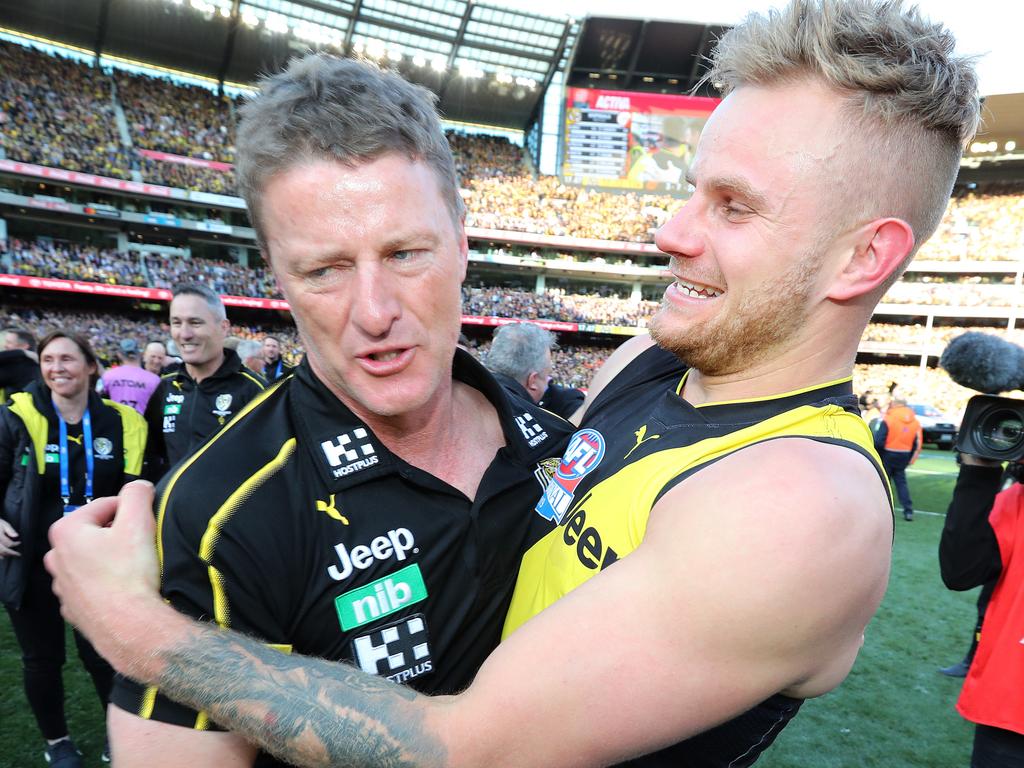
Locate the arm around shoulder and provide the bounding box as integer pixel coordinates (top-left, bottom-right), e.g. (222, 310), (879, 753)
(440, 438), (893, 767)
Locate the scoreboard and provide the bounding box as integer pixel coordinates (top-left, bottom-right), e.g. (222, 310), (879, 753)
(562, 87), (719, 195)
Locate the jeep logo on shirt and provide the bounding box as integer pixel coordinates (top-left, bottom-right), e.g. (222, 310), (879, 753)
(328, 528), (419, 581)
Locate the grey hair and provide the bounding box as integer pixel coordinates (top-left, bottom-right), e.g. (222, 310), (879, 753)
(236, 339), (263, 361)
(706, 0), (980, 269)
(486, 322), (554, 384)
(172, 282), (227, 322)
(236, 54), (463, 246)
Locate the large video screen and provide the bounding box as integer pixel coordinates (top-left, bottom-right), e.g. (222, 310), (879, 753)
(562, 88), (720, 195)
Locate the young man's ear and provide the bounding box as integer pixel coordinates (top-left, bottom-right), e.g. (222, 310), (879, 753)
(828, 218), (915, 301)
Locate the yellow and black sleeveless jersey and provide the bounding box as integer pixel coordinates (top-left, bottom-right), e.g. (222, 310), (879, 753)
(503, 344), (891, 768)
(112, 350), (573, 763)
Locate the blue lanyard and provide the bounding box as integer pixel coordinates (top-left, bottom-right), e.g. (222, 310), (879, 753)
(272, 359), (282, 379)
(55, 403), (93, 510)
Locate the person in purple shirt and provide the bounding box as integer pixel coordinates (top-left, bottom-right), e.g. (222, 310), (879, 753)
(99, 340), (161, 415)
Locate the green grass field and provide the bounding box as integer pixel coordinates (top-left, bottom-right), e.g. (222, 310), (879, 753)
(0, 449), (980, 767)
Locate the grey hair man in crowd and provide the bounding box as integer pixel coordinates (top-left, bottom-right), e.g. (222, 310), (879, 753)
(484, 322), (554, 405)
(49, 0), (980, 765)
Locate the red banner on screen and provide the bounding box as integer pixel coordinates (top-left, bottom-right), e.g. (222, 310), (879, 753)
(0, 159), (183, 198)
(0, 276), (586, 332)
(137, 149), (235, 172)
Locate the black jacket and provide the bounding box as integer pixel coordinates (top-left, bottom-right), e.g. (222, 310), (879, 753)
(144, 348), (267, 481)
(261, 358), (296, 383)
(0, 381), (146, 607)
(939, 464), (1007, 591)
(0, 350), (41, 403)
(540, 382), (585, 420)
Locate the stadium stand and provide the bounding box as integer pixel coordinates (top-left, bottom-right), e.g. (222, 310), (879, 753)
(0, 37), (1021, 428)
(0, 40), (132, 178)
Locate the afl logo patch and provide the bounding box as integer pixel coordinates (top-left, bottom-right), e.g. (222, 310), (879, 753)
(556, 429), (606, 482)
(535, 429), (606, 524)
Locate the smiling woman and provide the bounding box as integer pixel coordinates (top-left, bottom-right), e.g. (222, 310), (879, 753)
(0, 330), (147, 767)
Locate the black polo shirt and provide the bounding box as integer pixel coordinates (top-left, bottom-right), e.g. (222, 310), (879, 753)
(143, 348), (266, 480)
(112, 350), (572, 756)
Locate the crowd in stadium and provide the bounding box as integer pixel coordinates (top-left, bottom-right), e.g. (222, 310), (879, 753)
(142, 251), (278, 298)
(882, 278), (1020, 307)
(462, 285), (660, 326)
(0, 38), (1020, 417)
(4, 38), (1024, 265)
(0, 41), (132, 179)
(853, 363), (978, 421)
(4, 238), (148, 286)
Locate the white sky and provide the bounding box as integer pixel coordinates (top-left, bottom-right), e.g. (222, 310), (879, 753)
(500, 0), (1024, 97)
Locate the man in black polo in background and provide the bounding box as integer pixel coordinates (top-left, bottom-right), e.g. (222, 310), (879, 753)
(142, 284), (266, 481)
(260, 334), (294, 382)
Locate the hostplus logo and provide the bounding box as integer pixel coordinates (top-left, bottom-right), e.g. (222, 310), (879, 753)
(321, 428), (378, 478)
(515, 412), (548, 448)
(353, 613), (433, 684)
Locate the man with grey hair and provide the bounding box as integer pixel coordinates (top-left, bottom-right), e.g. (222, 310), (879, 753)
(485, 322), (554, 405)
(48, 1), (980, 765)
(53, 56), (573, 767)
(235, 339), (266, 375)
(142, 283), (266, 480)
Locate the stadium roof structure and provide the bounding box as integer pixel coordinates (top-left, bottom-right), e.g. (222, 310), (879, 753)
(564, 15), (725, 97)
(0, 0), (575, 129)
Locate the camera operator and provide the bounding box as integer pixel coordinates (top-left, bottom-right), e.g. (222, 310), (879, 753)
(939, 453), (1024, 767)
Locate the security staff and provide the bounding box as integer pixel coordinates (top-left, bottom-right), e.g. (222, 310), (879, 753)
(143, 284), (266, 480)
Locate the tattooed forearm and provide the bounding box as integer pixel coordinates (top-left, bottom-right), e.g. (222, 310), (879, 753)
(152, 622), (448, 768)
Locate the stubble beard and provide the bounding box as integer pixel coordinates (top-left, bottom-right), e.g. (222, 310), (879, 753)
(649, 251), (821, 377)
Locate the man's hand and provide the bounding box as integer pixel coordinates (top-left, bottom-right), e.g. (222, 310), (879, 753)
(44, 481), (164, 672)
(0, 519), (20, 557)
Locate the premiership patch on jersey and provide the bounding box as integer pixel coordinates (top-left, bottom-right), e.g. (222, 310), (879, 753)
(533, 456), (560, 492)
(353, 613), (433, 684)
(93, 437), (114, 459)
(535, 428), (606, 524)
(212, 393), (233, 418)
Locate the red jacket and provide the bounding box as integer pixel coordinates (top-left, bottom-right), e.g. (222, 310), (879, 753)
(958, 482), (1024, 734)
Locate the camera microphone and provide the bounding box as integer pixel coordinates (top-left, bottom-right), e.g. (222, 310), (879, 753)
(939, 332), (1024, 395)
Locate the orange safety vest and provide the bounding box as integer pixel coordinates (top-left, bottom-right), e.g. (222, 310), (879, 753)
(882, 406), (922, 454)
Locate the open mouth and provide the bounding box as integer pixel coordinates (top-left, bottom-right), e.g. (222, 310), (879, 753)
(673, 278), (723, 299)
(368, 350), (402, 363)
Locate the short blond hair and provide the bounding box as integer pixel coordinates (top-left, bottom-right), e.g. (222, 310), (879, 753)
(707, 0), (980, 271)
